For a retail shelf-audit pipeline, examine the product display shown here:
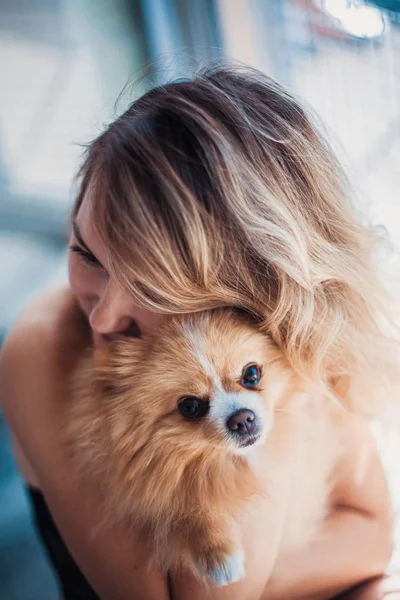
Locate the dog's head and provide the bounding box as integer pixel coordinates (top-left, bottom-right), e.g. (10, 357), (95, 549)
(92, 308), (297, 459)
(69, 307), (307, 532)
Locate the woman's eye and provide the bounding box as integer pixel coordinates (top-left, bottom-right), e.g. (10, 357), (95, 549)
(69, 245), (101, 267)
(178, 396), (210, 420)
(240, 363), (261, 388)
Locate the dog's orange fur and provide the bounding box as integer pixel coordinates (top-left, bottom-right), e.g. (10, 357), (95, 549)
(65, 308), (344, 585)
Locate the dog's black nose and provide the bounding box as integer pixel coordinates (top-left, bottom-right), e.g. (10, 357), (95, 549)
(226, 409), (257, 436)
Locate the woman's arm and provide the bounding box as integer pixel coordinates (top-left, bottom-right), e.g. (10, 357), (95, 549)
(263, 504), (393, 600)
(263, 416), (394, 600)
(0, 291), (170, 600)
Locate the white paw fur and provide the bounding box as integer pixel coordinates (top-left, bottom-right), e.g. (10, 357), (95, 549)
(208, 548), (246, 587)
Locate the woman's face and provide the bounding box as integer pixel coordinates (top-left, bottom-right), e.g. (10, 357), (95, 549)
(68, 195), (165, 347)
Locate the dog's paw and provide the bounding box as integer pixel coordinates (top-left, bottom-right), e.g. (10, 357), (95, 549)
(208, 548), (245, 587)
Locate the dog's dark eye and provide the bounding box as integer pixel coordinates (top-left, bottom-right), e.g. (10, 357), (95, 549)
(241, 363), (261, 388)
(178, 396), (209, 420)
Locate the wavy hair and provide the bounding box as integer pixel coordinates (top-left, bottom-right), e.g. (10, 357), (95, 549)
(72, 61), (400, 414)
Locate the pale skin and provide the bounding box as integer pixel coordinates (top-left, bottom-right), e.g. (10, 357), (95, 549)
(0, 194), (398, 600)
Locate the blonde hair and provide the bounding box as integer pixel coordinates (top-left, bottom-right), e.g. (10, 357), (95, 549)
(72, 62), (399, 414)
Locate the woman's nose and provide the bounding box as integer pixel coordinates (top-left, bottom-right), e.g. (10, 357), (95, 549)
(88, 284), (137, 336)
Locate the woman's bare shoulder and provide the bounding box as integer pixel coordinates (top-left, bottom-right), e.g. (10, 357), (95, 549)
(1, 285), (89, 373)
(6, 284), (85, 340)
(0, 285), (89, 454)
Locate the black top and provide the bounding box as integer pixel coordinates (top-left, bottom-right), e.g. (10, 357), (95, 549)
(26, 485), (100, 599)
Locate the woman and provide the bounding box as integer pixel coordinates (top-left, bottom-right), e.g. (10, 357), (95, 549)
(0, 63), (398, 600)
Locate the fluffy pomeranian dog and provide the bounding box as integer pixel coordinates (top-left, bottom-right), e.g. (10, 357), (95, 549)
(66, 307), (343, 587)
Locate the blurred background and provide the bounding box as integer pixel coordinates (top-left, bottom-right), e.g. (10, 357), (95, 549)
(0, 1), (399, 598)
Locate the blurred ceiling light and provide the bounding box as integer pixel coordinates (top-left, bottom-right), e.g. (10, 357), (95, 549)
(321, 0), (387, 38)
